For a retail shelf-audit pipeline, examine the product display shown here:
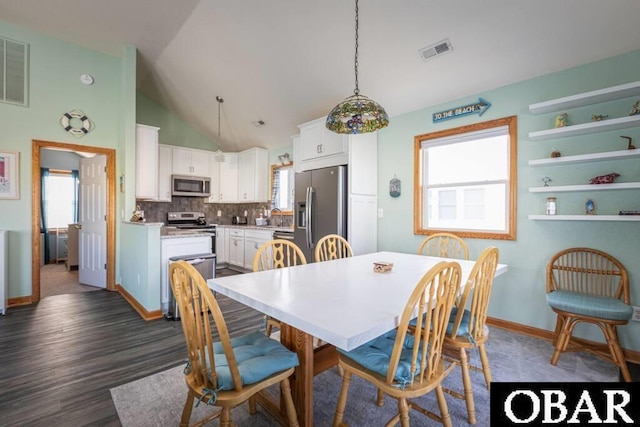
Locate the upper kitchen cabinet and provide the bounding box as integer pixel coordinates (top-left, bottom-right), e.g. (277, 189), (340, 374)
(157, 144), (173, 202)
(172, 147), (210, 177)
(206, 152), (221, 203)
(238, 148), (269, 202)
(296, 117), (348, 171)
(135, 124), (160, 200)
(218, 152), (239, 203)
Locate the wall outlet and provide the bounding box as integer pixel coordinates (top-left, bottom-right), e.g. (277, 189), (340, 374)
(217, 210), (222, 217)
(632, 306), (640, 322)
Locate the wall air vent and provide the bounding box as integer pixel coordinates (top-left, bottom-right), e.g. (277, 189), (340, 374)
(0, 35), (29, 106)
(418, 38), (453, 62)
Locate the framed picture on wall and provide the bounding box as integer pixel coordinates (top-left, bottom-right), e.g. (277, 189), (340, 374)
(0, 151), (20, 200)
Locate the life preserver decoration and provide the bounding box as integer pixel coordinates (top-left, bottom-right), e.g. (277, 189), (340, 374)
(60, 110), (94, 137)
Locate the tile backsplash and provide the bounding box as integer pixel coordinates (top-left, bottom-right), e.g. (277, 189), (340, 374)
(136, 197), (293, 228)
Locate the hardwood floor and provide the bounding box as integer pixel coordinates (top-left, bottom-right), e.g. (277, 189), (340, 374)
(0, 269), (261, 426)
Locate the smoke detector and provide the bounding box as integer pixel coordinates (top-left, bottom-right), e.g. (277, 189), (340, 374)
(418, 38), (453, 62)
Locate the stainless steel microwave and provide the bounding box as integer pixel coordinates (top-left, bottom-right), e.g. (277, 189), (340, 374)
(171, 175), (211, 197)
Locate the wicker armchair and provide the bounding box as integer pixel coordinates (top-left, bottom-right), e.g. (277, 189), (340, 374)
(546, 247), (633, 382)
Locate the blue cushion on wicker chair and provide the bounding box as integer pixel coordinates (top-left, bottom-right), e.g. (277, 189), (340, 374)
(337, 329), (423, 385)
(546, 290), (633, 321)
(211, 331), (299, 390)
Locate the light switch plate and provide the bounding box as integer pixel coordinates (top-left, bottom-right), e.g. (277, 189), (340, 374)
(377, 208), (384, 218)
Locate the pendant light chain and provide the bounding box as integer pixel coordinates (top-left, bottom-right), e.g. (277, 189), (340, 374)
(325, 0), (389, 134)
(353, 0), (359, 96)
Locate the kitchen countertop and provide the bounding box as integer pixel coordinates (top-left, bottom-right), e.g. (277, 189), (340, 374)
(217, 224), (294, 233)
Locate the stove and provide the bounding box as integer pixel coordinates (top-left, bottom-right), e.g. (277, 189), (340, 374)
(165, 212), (217, 253)
(166, 211), (211, 228)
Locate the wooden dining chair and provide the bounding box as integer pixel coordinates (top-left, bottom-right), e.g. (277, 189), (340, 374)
(546, 247), (633, 382)
(333, 261), (462, 427)
(441, 246), (499, 425)
(169, 260), (300, 427)
(253, 239), (307, 336)
(417, 232), (469, 260)
(314, 234), (353, 262)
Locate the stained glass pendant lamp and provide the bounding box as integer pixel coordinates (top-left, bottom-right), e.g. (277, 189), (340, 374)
(214, 96), (226, 163)
(326, 0), (389, 134)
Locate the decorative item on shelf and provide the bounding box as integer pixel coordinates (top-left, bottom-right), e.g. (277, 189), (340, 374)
(554, 113), (568, 128)
(373, 261), (393, 273)
(546, 197), (557, 215)
(541, 176), (552, 187)
(550, 148), (561, 158)
(130, 205), (145, 222)
(214, 96), (226, 163)
(585, 199), (595, 215)
(59, 109), (94, 137)
(278, 152), (291, 165)
(591, 114), (609, 121)
(620, 135), (635, 150)
(630, 100), (640, 116)
(325, 0), (389, 135)
(389, 174), (401, 198)
(589, 172), (620, 184)
(619, 210), (640, 215)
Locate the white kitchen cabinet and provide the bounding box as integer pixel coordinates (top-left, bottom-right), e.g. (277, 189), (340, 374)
(349, 195), (377, 255)
(238, 148), (269, 202)
(215, 226), (227, 264)
(219, 152), (239, 203)
(0, 230), (7, 315)
(296, 117), (348, 171)
(160, 236), (211, 311)
(172, 147), (210, 177)
(348, 132), (377, 196)
(228, 228), (245, 267)
(206, 152), (221, 203)
(157, 144), (173, 202)
(243, 229), (272, 270)
(135, 124), (160, 200)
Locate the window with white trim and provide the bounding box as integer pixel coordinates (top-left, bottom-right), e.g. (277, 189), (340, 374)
(414, 116), (517, 240)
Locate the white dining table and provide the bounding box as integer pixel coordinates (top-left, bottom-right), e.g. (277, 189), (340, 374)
(208, 251), (508, 426)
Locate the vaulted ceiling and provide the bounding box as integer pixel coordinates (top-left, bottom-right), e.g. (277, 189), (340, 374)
(2, 0), (640, 152)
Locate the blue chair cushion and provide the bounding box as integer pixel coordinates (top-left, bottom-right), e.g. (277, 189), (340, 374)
(546, 290), (633, 321)
(211, 331), (299, 390)
(337, 329), (424, 385)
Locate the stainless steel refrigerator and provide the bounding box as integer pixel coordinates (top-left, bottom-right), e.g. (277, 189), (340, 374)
(294, 165), (348, 262)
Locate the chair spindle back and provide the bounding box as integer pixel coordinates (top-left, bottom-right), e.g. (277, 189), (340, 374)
(170, 260), (243, 392)
(314, 234), (353, 262)
(388, 261), (461, 386)
(253, 239), (307, 272)
(418, 232), (469, 260)
(546, 247), (629, 303)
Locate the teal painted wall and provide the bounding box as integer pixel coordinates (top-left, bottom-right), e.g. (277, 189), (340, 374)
(377, 49), (640, 352)
(120, 223), (161, 311)
(136, 90), (292, 180)
(136, 91), (220, 151)
(0, 20), (136, 298)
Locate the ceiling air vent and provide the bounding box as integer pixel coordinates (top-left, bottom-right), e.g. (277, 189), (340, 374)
(418, 38), (453, 62)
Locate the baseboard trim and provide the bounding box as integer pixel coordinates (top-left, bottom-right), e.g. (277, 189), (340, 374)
(487, 316), (640, 365)
(115, 285), (163, 321)
(8, 296), (33, 308)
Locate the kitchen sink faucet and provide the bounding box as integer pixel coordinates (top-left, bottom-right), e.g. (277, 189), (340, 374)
(271, 208), (283, 227)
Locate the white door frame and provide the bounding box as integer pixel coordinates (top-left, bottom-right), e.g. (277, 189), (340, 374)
(31, 140), (116, 303)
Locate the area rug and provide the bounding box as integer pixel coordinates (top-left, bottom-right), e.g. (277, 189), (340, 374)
(111, 327), (618, 426)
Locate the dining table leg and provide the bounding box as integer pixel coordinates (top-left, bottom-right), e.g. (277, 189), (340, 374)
(280, 323), (315, 427)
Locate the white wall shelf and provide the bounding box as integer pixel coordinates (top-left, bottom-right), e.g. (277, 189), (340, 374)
(528, 115), (640, 141)
(529, 182), (640, 193)
(529, 149), (640, 166)
(529, 214), (640, 222)
(529, 81), (640, 114)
